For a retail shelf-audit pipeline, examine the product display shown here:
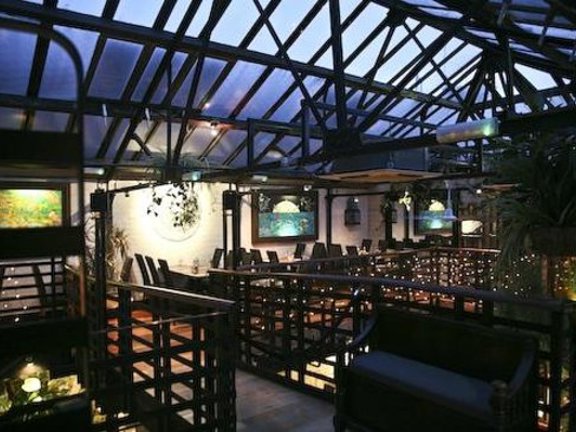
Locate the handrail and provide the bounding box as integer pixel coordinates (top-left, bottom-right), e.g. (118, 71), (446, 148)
(210, 268), (567, 311)
(67, 266), (235, 312)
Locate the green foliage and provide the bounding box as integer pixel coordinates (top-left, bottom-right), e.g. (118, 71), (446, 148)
(490, 132), (576, 267)
(85, 219), (129, 280)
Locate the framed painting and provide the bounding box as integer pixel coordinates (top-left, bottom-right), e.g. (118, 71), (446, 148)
(0, 183), (68, 229)
(252, 190), (318, 243)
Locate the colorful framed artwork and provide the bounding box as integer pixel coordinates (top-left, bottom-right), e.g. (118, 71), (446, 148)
(0, 183), (68, 229)
(252, 190), (318, 243)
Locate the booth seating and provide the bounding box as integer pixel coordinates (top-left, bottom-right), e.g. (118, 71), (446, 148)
(335, 306), (538, 432)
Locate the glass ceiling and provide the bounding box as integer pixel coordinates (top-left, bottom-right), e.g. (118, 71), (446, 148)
(0, 0), (574, 182)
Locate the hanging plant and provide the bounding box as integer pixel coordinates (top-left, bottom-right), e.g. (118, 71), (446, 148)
(147, 182), (200, 230)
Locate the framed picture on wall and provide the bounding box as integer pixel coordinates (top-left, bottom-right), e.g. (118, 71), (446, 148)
(0, 183), (68, 229)
(413, 198), (454, 236)
(252, 190), (319, 243)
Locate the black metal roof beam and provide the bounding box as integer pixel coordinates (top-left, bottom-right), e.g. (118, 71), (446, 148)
(0, 0), (459, 109)
(21, 0), (57, 130)
(328, 0), (346, 128)
(64, 0), (119, 133)
(252, 0), (327, 134)
(357, 17), (467, 132)
(104, 1), (209, 172)
(98, 0), (179, 166)
(171, 0), (232, 165)
(371, 0), (575, 75)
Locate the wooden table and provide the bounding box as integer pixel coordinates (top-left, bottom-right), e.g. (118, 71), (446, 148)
(167, 265), (210, 291)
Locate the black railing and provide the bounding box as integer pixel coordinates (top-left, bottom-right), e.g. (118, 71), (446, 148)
(210, 267), (575, 432)
(66, 270), (237, 431)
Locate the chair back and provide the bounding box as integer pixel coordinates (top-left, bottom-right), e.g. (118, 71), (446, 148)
(135, 253), (151, 285)
(311, 242), (327, 259)
(361, 238), (372, 252)
(158, 259), (174, 288)
(211, 248), (224, 268)
(119, 257), (133, 282)
(328, 243), (343, 258)
(250, 249), (263, 264)
(294, 242), (306, 259)
(267, 250), (279, 263)
(145, 256), (162, 286)
(378, 239), (387, 252)
(224, 250), (234, 269)
(346, 245), (358, 256)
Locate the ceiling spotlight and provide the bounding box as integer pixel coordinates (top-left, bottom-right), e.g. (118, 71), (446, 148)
(303, 184), (312, 192)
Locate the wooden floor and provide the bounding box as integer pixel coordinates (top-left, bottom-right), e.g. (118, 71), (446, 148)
(236, 370), (335, 432)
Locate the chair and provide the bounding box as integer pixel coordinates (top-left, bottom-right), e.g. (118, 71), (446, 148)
(250, 249), (263, 265)
(311, 242), (327, 259)
(328, 243), (343, 258)
(119, 257), (133, 282)
(377, 239), (387, 252)
(267, 250), (279, 263)
(224, 250), (234, 269)
(360, 238), (372, 252)
(241, 249), (253, 266)
(346, 245), (358, 256)
(145, 256), (162, 286)
(157, 259), (174, 288)
(294, 242), (306, 259)
(135, 253), (151, 285)
(210, 248), (224, 269)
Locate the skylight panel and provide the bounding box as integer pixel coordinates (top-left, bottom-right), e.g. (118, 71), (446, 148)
(58, 0), (105, 17)
(151, 52), (187, 104)
(84, 115), (113, 160)
(418, 6), (462, 19)
(114, 0), (162, 27)
(132, 48), (166, 102)
(185, 0), (214, 37)
(211, 1), (260, 46)
(377, 39), (421, 85)
(340, 0), (364, 21)
(287, 2), (330, 63)
(55, 26), (99, 79)
(238, 69), (295, 120)
(514, 64), (557, 90)
(202, 61), (267, 118)
(345, 29), (386, 77)
(192, 58), (227, 109)
(39, 42), (78, 100)
(207, 129), (247, 162)
(33, 112), (69, 132)
(165, 0), (195, 33)
(0, 30), (36, 96)
(0, 107), (24, 130)
(342, 3), (388, 59)
(89, 39), (143, 98)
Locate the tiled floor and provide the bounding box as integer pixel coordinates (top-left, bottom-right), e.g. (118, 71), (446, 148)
(236, 370), (335, 432)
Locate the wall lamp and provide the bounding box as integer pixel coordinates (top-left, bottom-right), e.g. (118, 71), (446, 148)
(436, 118), (499, 144)
(210, 120), (219, 137)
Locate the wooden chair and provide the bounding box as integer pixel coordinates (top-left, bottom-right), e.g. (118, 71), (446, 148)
(119, 256), (133, 282)
(346, 245), (358, 256)
(294, 242), (306, 259)
(157, 259), (174, 288)
(210, 248), (224, 269)
(250, 249), (263, 265)
(145, 256), (162, 286)
(328, 243), (343, 258)
(311, 242), (327, 259)
(266, 250), (279, 263)
(377, 239), (387, 252)
(135, 253), (151, 285)
(241, 249), (253, 266)
(224, 250), (234, 269)
(360, 238), (372, 252)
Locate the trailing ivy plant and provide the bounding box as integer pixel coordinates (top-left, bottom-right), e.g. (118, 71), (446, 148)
(147, 182), (200, 230)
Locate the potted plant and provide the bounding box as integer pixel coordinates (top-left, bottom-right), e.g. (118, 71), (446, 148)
(489, 131), (576, 297)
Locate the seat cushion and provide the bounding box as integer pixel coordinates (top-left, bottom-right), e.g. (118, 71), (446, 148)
(349, 351), (494, 421)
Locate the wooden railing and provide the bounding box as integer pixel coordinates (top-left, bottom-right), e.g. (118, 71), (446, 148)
(210, 266), (575, 432)
(66, 270), (237, 431)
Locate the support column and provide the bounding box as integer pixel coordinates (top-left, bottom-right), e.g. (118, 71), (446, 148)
(326, 190), (334, 246)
